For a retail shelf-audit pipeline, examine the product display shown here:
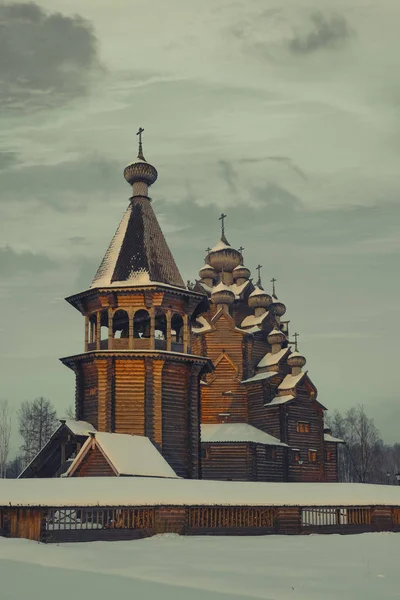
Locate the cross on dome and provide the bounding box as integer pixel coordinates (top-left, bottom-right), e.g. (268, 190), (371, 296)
(219, 213), (227, 236)
(136, 126), (145, 160)
(270, 277), (277, 297)
(256, 264), (263, 287)
(293, 332), (300, 351)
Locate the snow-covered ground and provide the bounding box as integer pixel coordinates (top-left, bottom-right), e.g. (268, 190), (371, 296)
(0, 533), (399, 600)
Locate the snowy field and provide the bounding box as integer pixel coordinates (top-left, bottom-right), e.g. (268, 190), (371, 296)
(0, 533), (399, 600)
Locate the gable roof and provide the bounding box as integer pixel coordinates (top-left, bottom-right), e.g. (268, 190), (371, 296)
(258, 347), (290, 369)
(19, 420), (96, 479)
(91, 198), (185, 289)
(201, 423), (287, 446)
(241, 371), (277, 384)
(66, 432), (179, 478)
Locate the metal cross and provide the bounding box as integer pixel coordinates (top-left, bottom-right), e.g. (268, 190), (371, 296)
(238, 246), (245, 265)
(270, 277), (277, 296)
(136, 127), (144, 143)
(205, 247), (212, 258)
(219, 213), (227, 236)
(293, 332), (300, 352)
(256, 264), (262, 286)
(238, 246), (245, 254)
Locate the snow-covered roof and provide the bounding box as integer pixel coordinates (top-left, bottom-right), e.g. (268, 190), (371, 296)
(249, 286), (269, 298)
(201, 423), (287, 446)
(241, 371), (277, 384)
(66, 433), (178, 479)
(192, 315), (213, 334)
(212, 281), (232, 293)
(278, 372), (306, 390)
(199, 280), (249, 300)
(63, 420), (96, 437)
(90, 200), (185, 290)
(258, 348), (289, 368)
(266, 395), (296, 406)
(210, 240), (232, 252)
(241, 311), (269, 329)
(1, 479), (400, 508)
(324, 433), (345, 444)
(229, 280), (250, 298)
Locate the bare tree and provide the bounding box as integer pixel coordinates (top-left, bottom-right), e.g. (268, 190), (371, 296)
(64, 404), (75, 420)
(18, 397), (58, 466)
(6, 455), (24, 479)
(0, 399), (12, 478)
(327, 405), (384, 483)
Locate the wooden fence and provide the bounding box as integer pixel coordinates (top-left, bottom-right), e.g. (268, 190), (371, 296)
(1, 504), (399, 542)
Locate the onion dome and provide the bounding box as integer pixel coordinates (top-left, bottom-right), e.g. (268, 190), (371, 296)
(287, 351), (307, 369)
(199, 264), (216, 280)
(208, 239), (242, 272)
(267, 328), (286, 345)
(248, 286), (272, 309)
(124, 159), (158, 187)
(124, 128), (158, 187)
(211, 281), (235, 306)
(233, 264), (250, 281)
(271, 297), (286, 317)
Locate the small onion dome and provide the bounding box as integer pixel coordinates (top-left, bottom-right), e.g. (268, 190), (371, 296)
(211, 281), (235, 306)
(208, 239), (242, 272)
(287, 351), (307, 369)
(248, 286), (272, 309)
(267, 328), (286, 345)
(233, 264), (250, 281)
(199, 264), (216, 280)
(271, 296), (286, 317)
(124, 157), (158, 187)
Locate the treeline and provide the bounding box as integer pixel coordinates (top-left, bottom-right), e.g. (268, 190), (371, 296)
(0, 397), (73, 478)
(327, 405), (400, 484)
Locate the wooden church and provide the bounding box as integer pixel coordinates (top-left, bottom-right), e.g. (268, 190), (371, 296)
(21, 130), (342, 483)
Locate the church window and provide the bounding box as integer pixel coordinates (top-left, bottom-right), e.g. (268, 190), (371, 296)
(296, 422), (310, 433)
(292, 450), (301, 462)
(201, 447), (209, 460)
(308, 449), (317, 462)
(326, 451), (334, 462)
(266, 447), (277, 460)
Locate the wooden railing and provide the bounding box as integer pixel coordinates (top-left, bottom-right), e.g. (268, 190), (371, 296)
(1, 504), (400, 542)
(189, 507), (275, 529)
(46, 507), (154, 532)
(301, 507), (372, 527)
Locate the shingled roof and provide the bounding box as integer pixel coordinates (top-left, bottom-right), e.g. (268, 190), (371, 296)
(91, 197), (185, 289)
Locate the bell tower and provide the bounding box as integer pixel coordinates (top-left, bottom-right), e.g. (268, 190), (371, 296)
(61, 130), (211, 478)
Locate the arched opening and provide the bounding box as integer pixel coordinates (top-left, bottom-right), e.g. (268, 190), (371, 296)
(113, 310), (129, 339)
(100, 310), (109, 343)
(88, 314), (97, 349)
(155, 309), (167, 340)
(171, 313), (184, 349)
(155, 309), (167, 350)
(133, 309), (150, 339)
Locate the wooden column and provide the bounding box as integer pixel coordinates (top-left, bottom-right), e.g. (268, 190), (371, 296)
(183, 313), (189, 354)
(84, 315), (89, 351)
(150, 307), (156, 350)
(166, 310), (172, 352)
(153, 360), (164, 447)
(96, 312), (101, 350)
(129, 309), (134, 350)
(108, 309), (113, 350)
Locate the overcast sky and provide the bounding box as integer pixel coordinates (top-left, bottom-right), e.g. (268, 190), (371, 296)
(1, 0), (400, 452)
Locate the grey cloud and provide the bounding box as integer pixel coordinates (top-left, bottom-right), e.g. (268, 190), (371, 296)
(0, 151), (18, 171)
(0, 2), (102, 112)
(289, 12), (353, 55)
(0, 245), (57, 276)
(218, 160), (238, 194)
(0, 155), (122, 210)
